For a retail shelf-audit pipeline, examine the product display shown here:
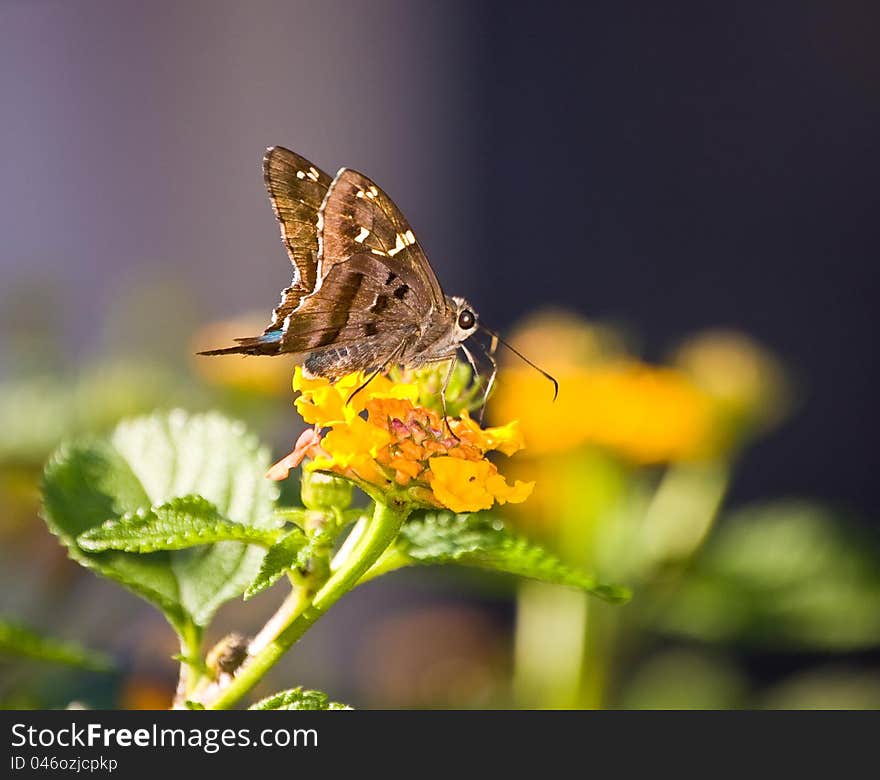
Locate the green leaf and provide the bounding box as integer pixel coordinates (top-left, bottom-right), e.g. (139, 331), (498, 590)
(394, 512), (631, 604)
(650, 500), (880, 650)
(249, 686), (351, 710)
(78, 495), (283, 552)
(0, 618), (113, 672)
(41, 410), (279, 634)
(244, 528), (309, 599)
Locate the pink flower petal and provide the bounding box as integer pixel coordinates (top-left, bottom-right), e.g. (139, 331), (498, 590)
(265, 427), (323, 480)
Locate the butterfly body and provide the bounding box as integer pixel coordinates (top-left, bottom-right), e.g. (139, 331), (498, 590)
(200, 147), (480, 381)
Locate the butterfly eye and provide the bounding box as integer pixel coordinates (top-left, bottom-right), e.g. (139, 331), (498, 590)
(458, 310), (476, 330)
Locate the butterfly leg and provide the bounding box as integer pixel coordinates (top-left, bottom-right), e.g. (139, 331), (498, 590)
(459, 341), (480, 384)
(439, 357), (460, 441)
(459, 341), (493, 424)
(345, 340), (408, 406)
(476, 333), (499, 424)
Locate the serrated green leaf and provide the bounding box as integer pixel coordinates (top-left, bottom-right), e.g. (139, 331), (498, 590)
(244, 528), (309, 599)
(249, 686), (351, 710)
(0, 618), (113, 672)
(395, 512), (631, 603)
(78, 495), (283, 552)
(41, 410), (279, 634)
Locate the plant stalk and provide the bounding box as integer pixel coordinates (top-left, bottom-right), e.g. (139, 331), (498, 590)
(204, 499), (409, 709)
(171, 622), (203, 708)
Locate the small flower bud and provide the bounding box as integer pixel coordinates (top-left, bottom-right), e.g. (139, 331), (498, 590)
(291, 551), (330, 591)
(301, 469), (353, 511)
(206, 632), (249, 678)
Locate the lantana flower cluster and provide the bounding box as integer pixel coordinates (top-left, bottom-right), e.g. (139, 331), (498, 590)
(268, 367), (533, 513)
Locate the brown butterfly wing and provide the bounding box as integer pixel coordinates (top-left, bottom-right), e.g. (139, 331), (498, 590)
(280, 253), (420, 378)
(262, 146), (333, 331)
(277, 167), (451, 376)
(317, 168), (448, 314)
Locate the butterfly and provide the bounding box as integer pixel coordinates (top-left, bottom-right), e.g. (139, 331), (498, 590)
(199, 147), (556, 409)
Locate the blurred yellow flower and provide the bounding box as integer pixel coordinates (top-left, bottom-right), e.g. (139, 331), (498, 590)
(190, 313), (294, 397)
(269, 367), (534, 514)
(672, 329), (790, 440)
(492, 311), (719, 464)
(496, 361), (717, 463)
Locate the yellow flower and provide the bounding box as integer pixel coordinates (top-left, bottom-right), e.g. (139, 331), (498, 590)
(427, 456), (534, 513)
(672, 329), (790, 442)
(321, 416), (391, 467)
(276, 367), (533, 513)
(293, 370), (418, 426)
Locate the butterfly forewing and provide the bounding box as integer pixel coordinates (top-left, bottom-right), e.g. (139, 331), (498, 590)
(317, 168), (447, 314)
(262, 146), (333, 329)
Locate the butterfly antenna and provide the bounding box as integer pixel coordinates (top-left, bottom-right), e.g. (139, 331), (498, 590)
(479, 326), (559, 401)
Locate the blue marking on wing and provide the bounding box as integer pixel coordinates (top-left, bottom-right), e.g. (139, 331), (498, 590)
(259, 330), (283, 343)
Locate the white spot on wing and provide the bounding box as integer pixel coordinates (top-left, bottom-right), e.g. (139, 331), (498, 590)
(354, 226), (370, 243)
(307, 167), (320, 182)
(403, 229), (416, 246)
(387, 233), (407, 257)
(296, 170), (306, 179)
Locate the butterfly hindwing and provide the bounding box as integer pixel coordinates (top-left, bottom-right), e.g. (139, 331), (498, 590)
(262, 146), (333, 330)
(280, 252), (419, 376)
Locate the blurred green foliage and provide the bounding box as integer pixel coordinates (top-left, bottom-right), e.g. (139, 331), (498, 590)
(0, 619), (112, 673)
(0, 362), (204, 468)
(647, 501), (880, 651)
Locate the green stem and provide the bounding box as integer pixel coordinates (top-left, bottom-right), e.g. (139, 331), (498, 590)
(357, 546), (411, 585)
(172, 622), (203, 708)
(247, 585), (312, 657)
(578, 598), (616, 709)
(205, 499), (410, 710)
(513, 581), (587, 709)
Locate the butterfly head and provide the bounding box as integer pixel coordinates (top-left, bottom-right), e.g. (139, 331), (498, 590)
(449, 296), (479, 343)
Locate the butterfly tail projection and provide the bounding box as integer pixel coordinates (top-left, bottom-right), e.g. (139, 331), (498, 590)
(198, 148), (334, 360)
(197, 331), (284, 357)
